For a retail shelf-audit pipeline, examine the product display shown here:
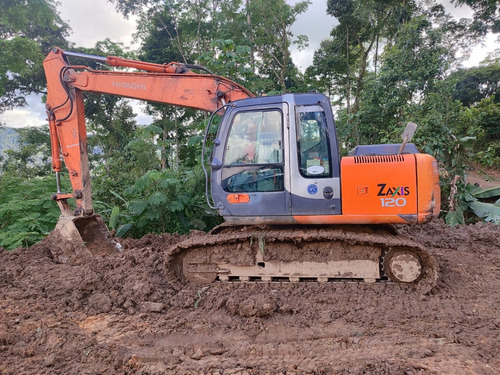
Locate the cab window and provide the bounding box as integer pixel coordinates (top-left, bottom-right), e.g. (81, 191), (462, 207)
(222, 110), (284, 192)
(296, 106), (332, 178)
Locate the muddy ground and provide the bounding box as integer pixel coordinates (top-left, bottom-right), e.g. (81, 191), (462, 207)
(1, 220), (499, 375)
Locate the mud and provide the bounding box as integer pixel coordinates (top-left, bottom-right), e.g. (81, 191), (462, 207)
(1, 220), (499, 374)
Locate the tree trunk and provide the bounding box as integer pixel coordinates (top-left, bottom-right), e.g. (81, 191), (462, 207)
(175, 115), (179, 170)
(246, 0), (256, 74)
(345, 25), (351, 115)
(161, 108), (169, 170)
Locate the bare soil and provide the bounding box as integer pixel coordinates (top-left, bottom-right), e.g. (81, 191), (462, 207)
(1, 220), (500, 375)
(465, 164), (500, 189)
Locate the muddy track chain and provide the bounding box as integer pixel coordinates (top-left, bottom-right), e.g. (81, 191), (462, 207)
(164, 224), (439, 294)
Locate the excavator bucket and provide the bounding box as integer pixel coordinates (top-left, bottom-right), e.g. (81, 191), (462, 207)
(47, 214), (119, 264)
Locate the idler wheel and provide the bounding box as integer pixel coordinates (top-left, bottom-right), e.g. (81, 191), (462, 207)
(384, 249), (423, 283)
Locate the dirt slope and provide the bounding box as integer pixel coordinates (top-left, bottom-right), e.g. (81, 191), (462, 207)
(1, 221), (499, 375)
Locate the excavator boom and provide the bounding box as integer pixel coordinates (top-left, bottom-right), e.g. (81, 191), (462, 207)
(44, 47), (252, 218)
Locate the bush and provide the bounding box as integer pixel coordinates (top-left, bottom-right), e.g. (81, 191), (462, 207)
(0, 174), (66, 249)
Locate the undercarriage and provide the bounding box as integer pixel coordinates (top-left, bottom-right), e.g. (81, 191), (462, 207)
(165, 224), (438, 293)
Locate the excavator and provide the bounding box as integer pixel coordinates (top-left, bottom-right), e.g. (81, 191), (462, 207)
(43, 47), (441, 290)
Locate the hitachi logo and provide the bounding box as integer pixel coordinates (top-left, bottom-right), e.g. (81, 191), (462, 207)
(112, 81), (146, 90)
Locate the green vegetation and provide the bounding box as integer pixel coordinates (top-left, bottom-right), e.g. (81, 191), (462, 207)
(0, 0), (499, 249)
(0, 0), (68, 112)
(0, 174), (65, 249)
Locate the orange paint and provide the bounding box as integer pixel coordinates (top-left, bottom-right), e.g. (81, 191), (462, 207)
(341, 154), (418, 217)
(227, 194), (250, 204)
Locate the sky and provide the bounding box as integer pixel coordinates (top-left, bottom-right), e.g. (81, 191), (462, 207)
(0, 0), (497, 128)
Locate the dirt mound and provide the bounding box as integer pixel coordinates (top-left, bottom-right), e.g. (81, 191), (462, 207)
(1, 220), (499, 374)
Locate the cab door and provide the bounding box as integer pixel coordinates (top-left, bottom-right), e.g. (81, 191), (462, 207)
(211, 102), (291, 217)
(289, 101), (342, 216)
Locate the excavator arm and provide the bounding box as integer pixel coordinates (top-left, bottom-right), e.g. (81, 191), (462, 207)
(43, 47), (253, 217)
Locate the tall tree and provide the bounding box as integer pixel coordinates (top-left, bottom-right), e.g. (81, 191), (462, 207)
(133, 1), (208, 170)
(450, 63), (500, 106)
(451, 0), (500, 36)
(309, 0), (415, 114)
(0, 0), (69, 113)
(246, 0), (309, 92)
(349, 8), (466, 146)
(122, 0), (247, 63)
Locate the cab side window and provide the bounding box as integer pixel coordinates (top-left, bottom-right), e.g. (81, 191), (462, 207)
(222, 110), (284, 192)
(296, 106), (332, 178)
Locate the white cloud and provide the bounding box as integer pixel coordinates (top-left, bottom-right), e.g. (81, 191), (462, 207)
(290, 0), (337, 71)
(59, 0), (138, 49)
(462, 33), (498, 68)
(289, 0), (496, 71)
(0, 0), (141, 128)
(0, 94), (46, 128)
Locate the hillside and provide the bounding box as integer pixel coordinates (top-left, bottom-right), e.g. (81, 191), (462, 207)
(0, 128), (19, 159)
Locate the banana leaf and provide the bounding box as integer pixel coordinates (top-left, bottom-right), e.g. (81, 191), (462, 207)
(472, 186), (500, 199)
(469, 201), (500, 224)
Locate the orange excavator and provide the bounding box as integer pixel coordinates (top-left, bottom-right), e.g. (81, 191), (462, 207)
(43, 47), (440, 290)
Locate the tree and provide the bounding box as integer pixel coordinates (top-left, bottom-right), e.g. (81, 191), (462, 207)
(312, 0), (415, 114)
(198, 39), (254, 87)
(0, 0), (69, 113)
(86, 97), (137, 163)
(113, 0), (309, 93)
(0, 173), (69, 249)
(306, 37), (357, 111)
(91, 127), (161, 211)
(133, 3), (205, 171)
(450, 63), (500, 106)
(0, 126), (52, 177)
(451, 0), (500, 35)
(458, 97), (500, 167)
(334, 4), (470, 148)
(128, 0), (249, 64)
(134, 1), (187, 64)
(121, 166), (220, 236)
(246, 0), (309, 92)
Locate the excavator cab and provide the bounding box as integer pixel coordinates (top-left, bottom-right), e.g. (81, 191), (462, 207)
(211, 93), (342, 223)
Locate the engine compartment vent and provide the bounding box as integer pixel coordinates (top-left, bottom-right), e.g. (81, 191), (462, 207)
(354, 154), (405, 164)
